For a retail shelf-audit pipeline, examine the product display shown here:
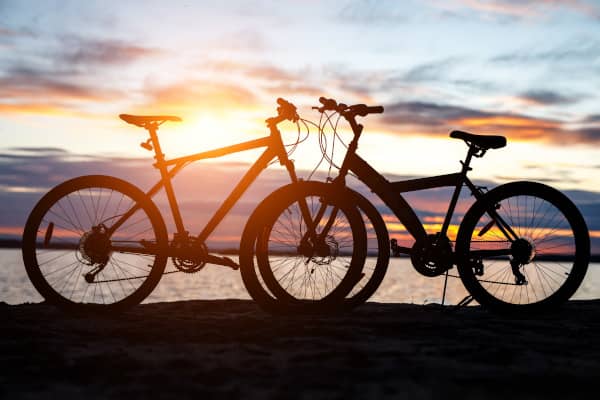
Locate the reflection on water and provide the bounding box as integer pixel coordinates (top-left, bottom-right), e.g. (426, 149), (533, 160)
(2, 249), (599, 306)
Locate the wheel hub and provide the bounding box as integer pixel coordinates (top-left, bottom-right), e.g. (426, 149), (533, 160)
(78, 225), (111, 265)
(511, 237), (535, 264)
(297, 236), (339, 265)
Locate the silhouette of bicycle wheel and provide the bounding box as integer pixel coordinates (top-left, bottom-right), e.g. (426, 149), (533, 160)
(456, 181), (589, 313)
(22, 175), (168, 312)
(343, 190), (389, 309)
(239, 181), (366, 313)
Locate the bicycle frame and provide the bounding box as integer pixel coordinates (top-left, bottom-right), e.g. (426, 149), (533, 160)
(107, 119), (302, 264)
(333, 117), (519, 256)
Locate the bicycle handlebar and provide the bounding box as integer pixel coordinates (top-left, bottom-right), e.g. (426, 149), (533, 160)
(315, 97), (383, 117)
(266, 98), (299, 125)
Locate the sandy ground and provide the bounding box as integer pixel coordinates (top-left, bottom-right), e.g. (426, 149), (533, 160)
(1, 299), (599, 400)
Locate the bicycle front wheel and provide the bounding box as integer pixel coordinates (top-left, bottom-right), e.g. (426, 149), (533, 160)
(239, 181), (367, 314)
(456, 181), (589, 313)
(343, 190), (389, 309)
(22, 175), (168, 312)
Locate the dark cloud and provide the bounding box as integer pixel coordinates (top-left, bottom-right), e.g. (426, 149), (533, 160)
(494, 175), (579, 184)
(0, 66), (121, 103)
(378, 100), (589, 142)
(583, 114), (600, 123)
(0, 34), (161, 115)
(7, 147), (67, 153)
(491, 39), (600, 63)
(519, 89), (574, 105)
(568, 126), (600, 143)
(381, 101), (489, 128)
(60, 36), (162, 66)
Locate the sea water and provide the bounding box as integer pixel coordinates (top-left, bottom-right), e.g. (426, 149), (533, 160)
(1, 249), (598, 306)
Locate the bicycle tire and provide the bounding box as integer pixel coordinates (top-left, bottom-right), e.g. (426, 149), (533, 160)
(343, 189), (390, 309)
(455, 181), (589, 313)
(239, 181), (367, 314)
(22, 175), (168, 313)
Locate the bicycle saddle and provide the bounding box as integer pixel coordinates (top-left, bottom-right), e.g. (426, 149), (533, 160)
(119, 114), (182, 127)
(450, 130), (506, 150)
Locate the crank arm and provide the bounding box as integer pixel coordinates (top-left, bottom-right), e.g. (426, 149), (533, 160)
(202, 254), (239, 270)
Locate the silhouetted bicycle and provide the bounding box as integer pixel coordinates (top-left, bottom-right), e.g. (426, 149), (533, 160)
(22, 99), (367, 313)
(255, 97), (590, 313)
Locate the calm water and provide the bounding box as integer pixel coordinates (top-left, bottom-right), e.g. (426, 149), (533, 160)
(2, 249), (599, 305)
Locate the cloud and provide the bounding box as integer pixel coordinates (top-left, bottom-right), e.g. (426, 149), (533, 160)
(380, 100), (571, 141)
(491, 38), (600, 63)
(583, 114), (600, 123)
(59, 36), (163, 66)
(379, 99), (600, 147)
(517, 89), (575, 106)
(568, 126), (600, 143)
(383, 101), (485, 125)
(453, 0), (600, 20)
(0, 35), (162, 116)
(0, 67), (121, 103)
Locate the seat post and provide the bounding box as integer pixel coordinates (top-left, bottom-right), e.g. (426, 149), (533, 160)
(440, 145), (476, 236)
(461, 145), (476, 174)
(146, 124), (186, 236)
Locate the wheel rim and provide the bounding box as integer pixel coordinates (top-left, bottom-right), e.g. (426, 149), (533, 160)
(27, 183), (162, 306)
(466, 193), (579, 306)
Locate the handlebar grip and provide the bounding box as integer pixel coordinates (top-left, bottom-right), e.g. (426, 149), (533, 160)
(367, 106), (384, 114)
(350, 104), (384, 116)
(275, 98), (299, 123)
(277, 97), (291, 107)
(319, 97), (338, 110)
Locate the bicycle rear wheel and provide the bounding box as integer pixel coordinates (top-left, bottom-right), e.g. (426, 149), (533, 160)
(456, 181), (589, 313)
(22, 175), (168, 312)
(239, 181), (367, 314)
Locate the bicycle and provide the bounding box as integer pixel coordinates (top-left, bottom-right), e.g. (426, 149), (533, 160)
(254, 96), (590, 313)
(21, 99), (368, 313)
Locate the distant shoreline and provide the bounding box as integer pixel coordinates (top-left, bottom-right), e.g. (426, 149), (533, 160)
(4, 238), (600, 262)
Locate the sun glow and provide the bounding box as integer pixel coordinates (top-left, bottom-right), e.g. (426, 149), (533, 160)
(156, 111), (269, 162)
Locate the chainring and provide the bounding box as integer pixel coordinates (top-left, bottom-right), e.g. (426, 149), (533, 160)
(410, 233), (453, 277)
(171, 234), (208, 273)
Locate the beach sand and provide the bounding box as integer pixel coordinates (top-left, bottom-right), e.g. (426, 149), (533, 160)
(2, 299), (599, 399)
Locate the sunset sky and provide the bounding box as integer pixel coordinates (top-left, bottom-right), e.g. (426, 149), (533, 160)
(1, 0), (600, 249)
